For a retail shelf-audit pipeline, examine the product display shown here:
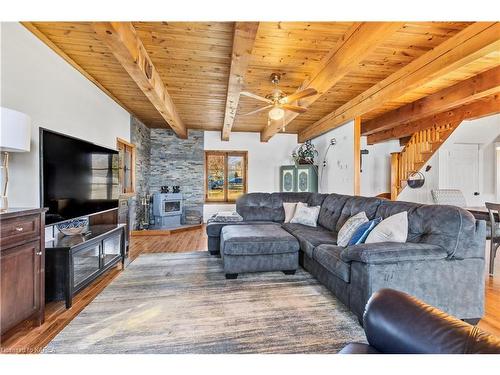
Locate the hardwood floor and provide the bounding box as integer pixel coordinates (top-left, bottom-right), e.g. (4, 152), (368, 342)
(478, 248), (500, 336)
(128, 225), (207, 260)
(1, 224), (499, 353)
(0, 264), (123, 353)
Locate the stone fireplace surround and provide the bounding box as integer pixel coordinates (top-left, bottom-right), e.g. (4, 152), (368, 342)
(130, 117), (204, 229)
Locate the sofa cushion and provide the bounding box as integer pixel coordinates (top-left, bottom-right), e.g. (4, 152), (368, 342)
(206, 220), (278, 237)
(221, 224), (299, 256)
(375, 200), (485, 259)
(375, 200), (418, 220)
(282, 223), (337, 258)
(335, 196), (382, 232)
(306, 193), (329, 208)
(313, 244), (351, 282)
(406, 204), (484, 259)
(236, 193), (283, 222)
(318, 194), (350, 231)
(340, 242), (448, 264)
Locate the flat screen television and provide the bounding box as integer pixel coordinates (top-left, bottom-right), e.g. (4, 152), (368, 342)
(40, 129), (120, 225)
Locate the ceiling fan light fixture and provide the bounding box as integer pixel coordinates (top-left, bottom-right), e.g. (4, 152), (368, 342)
(268, 106), (285, 121)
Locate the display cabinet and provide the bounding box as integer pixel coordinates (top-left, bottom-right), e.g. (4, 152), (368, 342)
(279, 165), (318, 193)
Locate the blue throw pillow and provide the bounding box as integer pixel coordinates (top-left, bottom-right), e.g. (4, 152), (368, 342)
(347, 217), (382, 246)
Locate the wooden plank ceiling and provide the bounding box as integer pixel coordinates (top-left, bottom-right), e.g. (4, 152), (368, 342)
(23, 22), (500, 141)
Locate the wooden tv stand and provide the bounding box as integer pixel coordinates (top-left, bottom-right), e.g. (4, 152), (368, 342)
(45, 224), (125, 308)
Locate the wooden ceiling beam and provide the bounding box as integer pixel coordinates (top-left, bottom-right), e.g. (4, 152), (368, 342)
(92, 22), (187, 138)
(260, 22), (404, 142)
(221, 22), (259, 141)
(362, 65), (500, 135)
(298, 22), (500, 142)
(367, 94), (500, 144)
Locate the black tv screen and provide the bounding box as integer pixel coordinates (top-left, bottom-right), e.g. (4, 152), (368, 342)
(40, 129), (120, 225)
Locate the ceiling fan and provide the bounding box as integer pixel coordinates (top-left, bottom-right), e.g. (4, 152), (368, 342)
(240, 73), (317, 130)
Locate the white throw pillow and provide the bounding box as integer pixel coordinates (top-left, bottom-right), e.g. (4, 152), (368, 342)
(365, 211), (408, 244)
(283, 202), (299, 223)
(290, 202), (321, 227)
(337, 212), (369, 247)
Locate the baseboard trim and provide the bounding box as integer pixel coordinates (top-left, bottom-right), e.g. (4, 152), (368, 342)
(131, 224), (202, 237)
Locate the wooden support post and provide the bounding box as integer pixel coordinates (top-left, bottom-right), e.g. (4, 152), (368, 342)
(354, 117), (361, 195)
(390, 153), (399, 200)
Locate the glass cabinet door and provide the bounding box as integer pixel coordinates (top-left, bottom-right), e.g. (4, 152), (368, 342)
(102, 233), (122, 267)
(73, 243), (101, 287)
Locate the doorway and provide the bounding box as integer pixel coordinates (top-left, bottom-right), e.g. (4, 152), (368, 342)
(442, 143), (481, 206)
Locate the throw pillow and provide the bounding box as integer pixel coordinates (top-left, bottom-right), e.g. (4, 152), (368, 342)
(283, 202), (299, 223)
(365, 211), (408, 243)
(347, 217), (383, 246)
(337, 212), (369, 247)
(290, 202), (321, 227)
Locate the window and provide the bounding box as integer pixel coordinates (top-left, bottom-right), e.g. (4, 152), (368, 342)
(117, 138), (136, 195)
(205, 151), (247, 202)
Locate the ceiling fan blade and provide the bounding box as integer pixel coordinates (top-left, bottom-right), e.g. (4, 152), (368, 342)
(239, 105), (273, 117)
(240, 91), (273, 104)
(280, 88), (318, 104)
(281, 104), (307, 114)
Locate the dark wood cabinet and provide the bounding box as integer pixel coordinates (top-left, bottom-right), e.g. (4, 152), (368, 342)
(0, 208), (47, 338)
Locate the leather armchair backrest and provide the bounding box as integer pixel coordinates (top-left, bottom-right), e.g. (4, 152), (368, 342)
(363, 289), (500, 354)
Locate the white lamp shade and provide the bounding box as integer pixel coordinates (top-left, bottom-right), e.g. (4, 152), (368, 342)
(0, 107), (31, 152)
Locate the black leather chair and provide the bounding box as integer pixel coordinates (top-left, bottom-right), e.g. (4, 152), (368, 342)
(340, 289), (500, 354)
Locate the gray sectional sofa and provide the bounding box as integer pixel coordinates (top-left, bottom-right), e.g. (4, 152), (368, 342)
(206, 192), (487, 322)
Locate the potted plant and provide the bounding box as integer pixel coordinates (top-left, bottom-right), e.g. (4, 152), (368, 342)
(292, 140), (318, 165)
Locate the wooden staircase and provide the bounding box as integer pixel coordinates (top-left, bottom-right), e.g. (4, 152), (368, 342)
(390, 120), (463, 200)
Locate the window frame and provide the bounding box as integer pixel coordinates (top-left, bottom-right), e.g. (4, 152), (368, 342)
(205, 150), (248, 203)
(116, 137), (136, 196)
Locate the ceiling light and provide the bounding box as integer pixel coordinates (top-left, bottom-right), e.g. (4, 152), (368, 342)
(268, 107), (285, 121)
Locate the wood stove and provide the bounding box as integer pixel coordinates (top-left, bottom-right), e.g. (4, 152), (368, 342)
(152, 192), (183, 229)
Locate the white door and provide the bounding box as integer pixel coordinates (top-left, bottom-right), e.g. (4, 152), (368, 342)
(443, 143), (480, 206)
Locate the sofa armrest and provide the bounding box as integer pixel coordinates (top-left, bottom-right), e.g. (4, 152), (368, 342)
(340, 242), (448, 264)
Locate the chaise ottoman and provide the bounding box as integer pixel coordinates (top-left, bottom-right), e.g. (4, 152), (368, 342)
(220, 224), (300, 279)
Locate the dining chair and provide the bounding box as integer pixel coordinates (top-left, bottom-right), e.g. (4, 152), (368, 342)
(486, 202), (500, 276)
(431, 189), (467, 207)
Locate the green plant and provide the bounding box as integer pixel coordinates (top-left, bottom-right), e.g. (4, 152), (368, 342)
(292, 140), (318, 165)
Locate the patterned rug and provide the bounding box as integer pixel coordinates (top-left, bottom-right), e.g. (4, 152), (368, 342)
(43, 252), (366, 353)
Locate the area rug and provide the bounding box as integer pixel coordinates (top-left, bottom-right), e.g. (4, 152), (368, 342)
(43, 252), (366, 353)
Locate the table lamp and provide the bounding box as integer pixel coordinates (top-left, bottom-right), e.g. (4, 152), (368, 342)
(0, 107), (32, 211)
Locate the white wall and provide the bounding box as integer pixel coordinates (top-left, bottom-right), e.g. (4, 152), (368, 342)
(203, 131), (298, 221)
(311, 120), (355, 195)
(361, 137), (401, 197)
(1, 22), (131, 207)
(398, 114), (500, 205)
(496, 142), (500, 202)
